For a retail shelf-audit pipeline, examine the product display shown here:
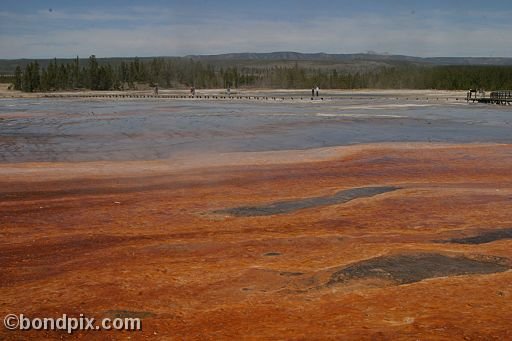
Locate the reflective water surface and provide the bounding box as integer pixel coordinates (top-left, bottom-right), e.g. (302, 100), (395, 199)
(1, 97), (511, 162)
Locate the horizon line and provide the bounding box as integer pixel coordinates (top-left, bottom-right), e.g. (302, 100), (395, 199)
(2, 51), (512, 60)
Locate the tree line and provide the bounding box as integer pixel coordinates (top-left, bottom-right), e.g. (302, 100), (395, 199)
(11, 55), (512, 92)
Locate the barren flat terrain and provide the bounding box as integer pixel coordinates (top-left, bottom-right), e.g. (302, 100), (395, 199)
(1, 92), (511, 339)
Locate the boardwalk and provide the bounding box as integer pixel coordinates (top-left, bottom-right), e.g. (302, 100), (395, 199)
(467, 90), (512, 105)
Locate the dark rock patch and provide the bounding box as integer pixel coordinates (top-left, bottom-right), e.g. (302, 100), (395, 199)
(214, 186), (400, 217)
(263, 252), (281, 257)
(279, 271), (304, 277)
(440, 228), (512, 245)
(104, 310), (155, 319)
(327, 253), (509, 286)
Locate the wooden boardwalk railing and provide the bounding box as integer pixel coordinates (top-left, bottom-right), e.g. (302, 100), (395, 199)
(467, 90), (512, 105)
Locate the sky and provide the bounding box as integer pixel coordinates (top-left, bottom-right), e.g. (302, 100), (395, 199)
(1, 0), (512, 59)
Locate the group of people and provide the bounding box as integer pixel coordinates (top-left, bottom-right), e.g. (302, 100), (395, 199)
(153, 86), (320, 98)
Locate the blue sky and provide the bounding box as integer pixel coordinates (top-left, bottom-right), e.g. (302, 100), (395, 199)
(1, 0), (511, 58)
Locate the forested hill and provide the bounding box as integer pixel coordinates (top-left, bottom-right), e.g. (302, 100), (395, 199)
(3, 52), (512, 74)
(4, 54), (512, 92)
(186, 52), (512, 66)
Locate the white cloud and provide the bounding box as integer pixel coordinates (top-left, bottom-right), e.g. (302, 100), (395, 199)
(1, 8), (512, 58)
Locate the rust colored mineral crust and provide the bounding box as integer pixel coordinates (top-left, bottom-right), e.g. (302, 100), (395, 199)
(1, 143), (511, 340)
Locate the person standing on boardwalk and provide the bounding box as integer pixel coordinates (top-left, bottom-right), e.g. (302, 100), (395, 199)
(311, 87), (315, 97)
(315, 86), (319, 97)
(154, 84), (159, 95)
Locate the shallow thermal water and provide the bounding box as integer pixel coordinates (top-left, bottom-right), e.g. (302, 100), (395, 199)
(327, 253), (510, 285)
(1, 97), (511, 162)
(214, 186), (399, 216)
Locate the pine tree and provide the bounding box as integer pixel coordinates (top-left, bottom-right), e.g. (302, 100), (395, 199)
(40, 68), (49, 91)
(14, 66), (22, 90)
(88, 55), (99, 90)
(22, 64), (32, 92)
(72, 56), (80, 88)
(32, 61), (40, 91)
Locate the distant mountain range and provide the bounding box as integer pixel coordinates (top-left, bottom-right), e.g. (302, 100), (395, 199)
(2, 52), (512, 74)
(186, 52), (512, 66)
